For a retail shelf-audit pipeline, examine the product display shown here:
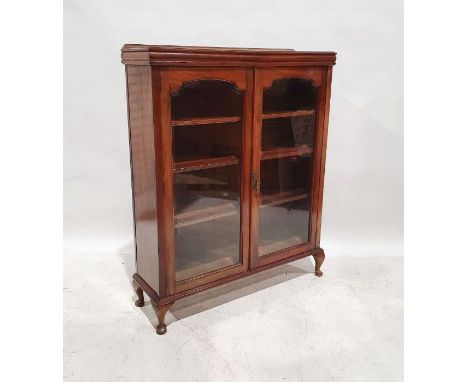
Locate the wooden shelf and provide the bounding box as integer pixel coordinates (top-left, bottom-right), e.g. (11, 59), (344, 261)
(172, 116), (241, 126)
(261, 146), (313, 161)
(173, 155), (239, 173)
(262, 109), (315, 120)
(259, 237), (306, 257)
(176, 256), (238, 281)
(175, 203), (237, 228)
(261, 189), (309, 208)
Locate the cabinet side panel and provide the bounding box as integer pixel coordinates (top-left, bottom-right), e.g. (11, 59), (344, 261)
(126, 65), (159, 294)
(314, 67), (333, 247)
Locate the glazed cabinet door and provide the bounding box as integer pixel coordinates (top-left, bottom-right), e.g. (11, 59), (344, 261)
(157, 68), (253, 294)
(250, 68), (327, 267)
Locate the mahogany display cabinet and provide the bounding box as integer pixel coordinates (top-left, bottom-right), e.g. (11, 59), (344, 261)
(122, 44), (336, 334)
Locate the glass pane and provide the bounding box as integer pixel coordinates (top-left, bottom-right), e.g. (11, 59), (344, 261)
(262, 115), (315, 151)
(173, 122), (241, 163)
(258, 78), (316, 256)
(263, 78), (316, 113)
(172, 80), (242, 120)
(258, 155), (312, 256)
(171, 80), (243, 282)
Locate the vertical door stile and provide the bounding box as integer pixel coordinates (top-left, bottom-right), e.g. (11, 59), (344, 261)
(240, 68), (254, 271)
(249, 68), (263, 268)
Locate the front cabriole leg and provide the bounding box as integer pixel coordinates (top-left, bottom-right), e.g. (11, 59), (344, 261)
(312, 250), (325, 277)
(153, 302), (174, 335)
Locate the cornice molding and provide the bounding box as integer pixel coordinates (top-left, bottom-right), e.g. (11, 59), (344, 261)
(121, 45), (337, 67)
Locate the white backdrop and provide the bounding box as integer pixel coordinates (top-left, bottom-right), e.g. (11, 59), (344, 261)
(64, 0), (403, 257)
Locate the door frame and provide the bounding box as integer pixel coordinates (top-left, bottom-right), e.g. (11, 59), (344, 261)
(155, 67), (253, 295)
(249, 66), (327, 269)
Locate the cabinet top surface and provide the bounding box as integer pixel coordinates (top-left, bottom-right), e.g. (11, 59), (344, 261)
(121, 44), (336, 66)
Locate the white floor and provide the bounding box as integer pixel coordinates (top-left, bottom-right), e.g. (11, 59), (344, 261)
(64, 254), (403, 382)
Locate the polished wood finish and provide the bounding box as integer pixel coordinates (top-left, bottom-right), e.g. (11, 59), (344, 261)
(133, 273), (160, 303)
(312, 251), (325, 277)
(122, 45), (336, 67)
(314, 67), (334, 247)
(261, 146), (313, 160)
(172, 115), (241, 126)
(125, 65), (160, 294)
(154, 302), (174, 335)
(262, 109), (315, 120)
(164, 67), (248, 93)
(123, 45), (336, 334)
(134, 283), (144, 307)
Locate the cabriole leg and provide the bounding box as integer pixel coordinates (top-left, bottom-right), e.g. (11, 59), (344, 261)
(154, 302), (174, 335)
(134, 283), (145, 307)
(313, 251), (325, 277)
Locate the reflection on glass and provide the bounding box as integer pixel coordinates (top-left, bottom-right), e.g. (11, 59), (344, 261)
(262, 115), (315, 151)
(258, 78), (316, 256)
(171, 80), (243, 282)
